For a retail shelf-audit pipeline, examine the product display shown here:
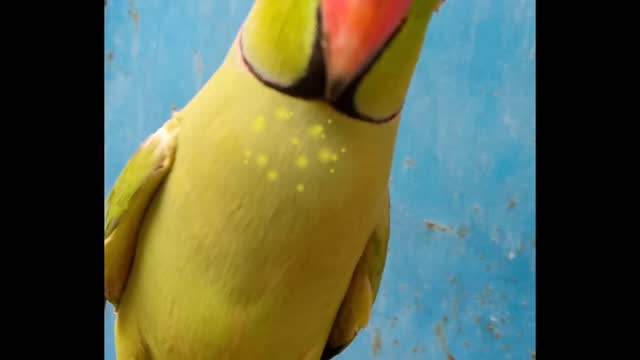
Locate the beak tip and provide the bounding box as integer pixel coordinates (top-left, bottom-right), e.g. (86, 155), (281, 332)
(325, 77), (349, 103)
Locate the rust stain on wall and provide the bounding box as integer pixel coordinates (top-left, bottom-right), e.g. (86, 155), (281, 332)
(457, 226), (470, 238)
(404, 158), (416, 168)
(435, 323), (456, 360)
(487, 321), (501, 339)
(371, 327), (382, 356)
(424, 220), (453, 232)
(508, 194), (517, 209)
(128, 0), (139, 29)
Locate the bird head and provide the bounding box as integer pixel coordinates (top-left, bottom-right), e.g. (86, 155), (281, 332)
(240, 0), (442, 123)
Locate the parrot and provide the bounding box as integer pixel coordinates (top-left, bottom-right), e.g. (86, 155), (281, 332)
(104, 0), (443, 359)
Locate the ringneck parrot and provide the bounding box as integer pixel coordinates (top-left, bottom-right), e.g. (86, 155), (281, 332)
(104, 0), (442, 359)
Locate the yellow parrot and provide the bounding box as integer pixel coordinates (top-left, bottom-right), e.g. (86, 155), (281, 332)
(105, 0), (442, 358)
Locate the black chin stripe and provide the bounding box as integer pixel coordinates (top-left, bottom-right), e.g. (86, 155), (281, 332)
(286, 8), (328, 99)
(240, 8), (326, 100)
(240, 8), (405, 124)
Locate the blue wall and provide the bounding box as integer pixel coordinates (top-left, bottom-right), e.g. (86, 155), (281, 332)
(105, 0), (535, 358)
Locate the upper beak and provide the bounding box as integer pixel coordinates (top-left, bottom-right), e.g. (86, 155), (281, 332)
(321, 0), (413, 101)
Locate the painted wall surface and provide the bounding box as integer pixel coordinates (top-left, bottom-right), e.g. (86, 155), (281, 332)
(104, 0), (536, 359)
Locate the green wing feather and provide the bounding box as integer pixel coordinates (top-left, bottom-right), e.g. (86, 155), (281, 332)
(104, 115), (181, 311)
(322, 192), (391, 359)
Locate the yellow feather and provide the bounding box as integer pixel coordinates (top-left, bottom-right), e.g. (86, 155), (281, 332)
(113, 37), (398, 360)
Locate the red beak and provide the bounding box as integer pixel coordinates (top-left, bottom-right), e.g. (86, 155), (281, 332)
(321, 0), (413, 101)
